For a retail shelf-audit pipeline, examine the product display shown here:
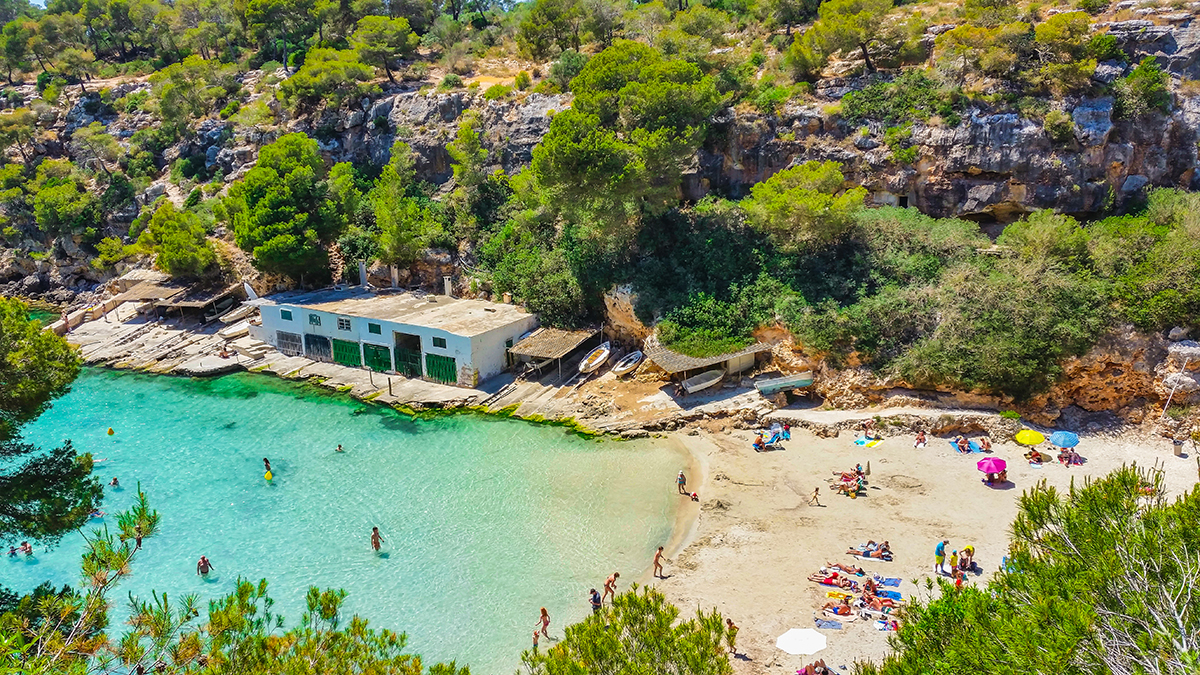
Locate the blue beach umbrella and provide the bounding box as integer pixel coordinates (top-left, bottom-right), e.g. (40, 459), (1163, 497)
(1049, 431), (1080, 448)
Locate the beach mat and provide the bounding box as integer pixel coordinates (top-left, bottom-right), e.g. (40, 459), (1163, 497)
(814, 618), (842, 630)
(878, 577), (901, 587)
(878, 590), (902, 600)
(854, 437), (884, 447)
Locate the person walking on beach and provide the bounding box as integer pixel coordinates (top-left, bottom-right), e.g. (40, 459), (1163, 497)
(725, 618), (739, 655)
(935, 539), (949, 575)
(603, 572), (619, 602)
(589, 588), (602, 613)
(677, 470), (687, 494)
(808, 487), (821, 506)
(371, 527), (385, 551)
(653, 546), (666, 578)
(538, 608), (550, 638)
(197, 556), (214, 576)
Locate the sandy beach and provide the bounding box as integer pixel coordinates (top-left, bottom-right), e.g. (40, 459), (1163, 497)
(649, 424), (1200, 673)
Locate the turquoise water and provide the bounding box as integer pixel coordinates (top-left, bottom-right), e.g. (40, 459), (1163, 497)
(6, 370), (685, 673)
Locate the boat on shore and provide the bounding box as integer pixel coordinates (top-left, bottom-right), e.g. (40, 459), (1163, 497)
(682, 369), (723, 394)
(611, 351), (643, 377)
(754, 371), (814, 395)
(578, 342), (611, 374)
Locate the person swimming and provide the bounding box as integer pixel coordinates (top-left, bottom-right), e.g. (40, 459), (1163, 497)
(263, 458), (271, 473)
(89, 509), (105, 519)
(336, 444), (344, 453)
(197, 555), (214, 576)
(109, 477), (119, 487)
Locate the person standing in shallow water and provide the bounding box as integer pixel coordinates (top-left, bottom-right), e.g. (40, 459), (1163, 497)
(603, 572), (619, 602)
(197, 556), (214, 576)
(371, 527), (384, 551)
(263, 458), (271, 473)
(589, 588), (601, 613)
(538, 608), (550, 638)
(677, 470), (687, 494)
(653, 546), (666, 578)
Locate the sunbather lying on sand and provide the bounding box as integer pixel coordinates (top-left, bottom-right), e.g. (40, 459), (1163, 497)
(798, 659), (829, 675)
(864, 596), (899, 611)
(821, 598), (854, 616)
(849, 541), (891, 558)
(808, 573), (854, 589)
(826, 562), (863, 575)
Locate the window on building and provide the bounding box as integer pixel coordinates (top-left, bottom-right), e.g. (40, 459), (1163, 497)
(281, 309), (293, 321)
(337, 317), (352, 331)
(309, 314), (321, 326)
(432, 336), (447, 349)
(368, 323), (382, 335)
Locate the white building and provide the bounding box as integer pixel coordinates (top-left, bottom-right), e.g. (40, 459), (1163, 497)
(248, 288), (538, 387)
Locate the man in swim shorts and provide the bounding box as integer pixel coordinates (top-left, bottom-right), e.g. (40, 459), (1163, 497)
(371, 527), (385, 551)
(589, 588), (602, 613)
(603, 572), (619, 602)
(935, 539), (948, 575)
(197, 556), (214, 576)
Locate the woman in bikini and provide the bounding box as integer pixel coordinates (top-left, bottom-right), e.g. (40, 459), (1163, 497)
(821, 598), (854, 615)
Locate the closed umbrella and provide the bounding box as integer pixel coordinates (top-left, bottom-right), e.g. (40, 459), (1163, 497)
(977, 457), (1007, 473)
(776, 628), (827, 655)
(1049, 431), (1079, 448)
(1014, 429), (1045, 446)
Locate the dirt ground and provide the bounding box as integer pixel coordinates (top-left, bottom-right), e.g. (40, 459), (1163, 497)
(649, 425), (1200, 673)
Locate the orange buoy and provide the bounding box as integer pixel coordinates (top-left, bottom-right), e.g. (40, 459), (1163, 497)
(107, 428), (114, 436)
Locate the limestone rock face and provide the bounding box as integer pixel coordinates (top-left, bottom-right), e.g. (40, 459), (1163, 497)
(603, 285), (652, 343)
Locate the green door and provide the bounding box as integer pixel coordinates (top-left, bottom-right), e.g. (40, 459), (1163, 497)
(425, 353), (457, 384)
(394, 347), (422, 377)
(363, 344), (392, 372)
(332, 339), (362, 367)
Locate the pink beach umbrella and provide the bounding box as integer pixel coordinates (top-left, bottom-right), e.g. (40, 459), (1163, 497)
(977, 457), (1007, 473)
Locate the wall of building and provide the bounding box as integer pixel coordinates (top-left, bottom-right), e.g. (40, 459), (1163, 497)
(256, 302), (534, 385)
(470, 316), (539, 383)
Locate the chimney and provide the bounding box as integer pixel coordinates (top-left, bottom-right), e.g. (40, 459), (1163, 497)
(358, 261), (368, 287)
(443, 275), (453, 297)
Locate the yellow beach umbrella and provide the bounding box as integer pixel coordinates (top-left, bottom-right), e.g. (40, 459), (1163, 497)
(1014, 429), (1045, 446)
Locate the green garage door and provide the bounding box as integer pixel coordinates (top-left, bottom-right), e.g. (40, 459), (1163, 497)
(363, 344), (392, 372)
(425, 353), (457, 384)
(394, 347), (422, 378)
(332, 339), (361, 367)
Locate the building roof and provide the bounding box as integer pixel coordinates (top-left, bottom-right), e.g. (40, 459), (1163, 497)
(113, 282), (186, 304)
(508, 327), (600, 360)
(643, 335), (772, 375)
(252, 287), (533, 338)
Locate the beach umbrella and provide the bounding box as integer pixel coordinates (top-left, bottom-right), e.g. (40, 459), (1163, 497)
(1049, 431), (1079, 448)
(1014, 429), (1045, 446)
(977, 457), (1007, 473)
(776, 628), (827, 655)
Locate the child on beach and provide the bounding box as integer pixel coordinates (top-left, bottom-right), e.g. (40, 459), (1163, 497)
(532, 630), (539, 651)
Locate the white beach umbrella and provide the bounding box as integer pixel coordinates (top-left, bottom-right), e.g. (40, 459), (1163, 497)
(776, 628), (827, 655)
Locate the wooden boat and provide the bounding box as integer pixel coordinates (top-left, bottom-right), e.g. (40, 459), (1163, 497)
(610, 350), (643, 377)
(219, 304), (256, 324)
(754, 371), (814, 395)
(682, 369), (724, 394)
(578, 342), (611, 374)
(218, 320), (250, 340)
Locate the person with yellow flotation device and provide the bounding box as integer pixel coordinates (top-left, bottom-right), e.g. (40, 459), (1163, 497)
(263, 457), (272, 480)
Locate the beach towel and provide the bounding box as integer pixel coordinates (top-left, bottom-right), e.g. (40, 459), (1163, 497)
(814, 618), (842, 630)
(823, 610), (858, 622)
(878, 577), (901, 587)
(874, 620), (898, 631)
(877, 590), (902, 601)
(947, 440), (982, 453)
(854, 436), (884, 447)
(826, 590), (854, 599)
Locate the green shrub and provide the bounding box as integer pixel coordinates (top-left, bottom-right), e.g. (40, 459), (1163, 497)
(1000, 410), (1021, 419)
(439, 73), (464, 89)
(514, 70), (532, 90)
(842, 70), (961, 124)
(1077, 0), (1108, 14)
(1043, 109), (1076, 144)
(752, 85), (790, 115)
(219, 100), (241, 119)
(1086, 33), (1123, 62)
(1113, 57), (1172, 119)
(483, 83), (513, 100)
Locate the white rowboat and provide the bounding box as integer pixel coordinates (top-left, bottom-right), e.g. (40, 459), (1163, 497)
(682, 369), (724, 394)
(578, 342), (611, 374)
(611, 350), (643, 377)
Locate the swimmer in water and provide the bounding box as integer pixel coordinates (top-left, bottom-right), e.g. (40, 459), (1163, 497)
(197, 556), (214, 576)
(336, 444), (344, 453)
(110, 477), (119, 487)
(371, 527), (384, 551)
(263, 458), (271, 473)
(19, 541), (33, 556)
(7, 546), (16, 557)
(89, 509), (105, 519)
